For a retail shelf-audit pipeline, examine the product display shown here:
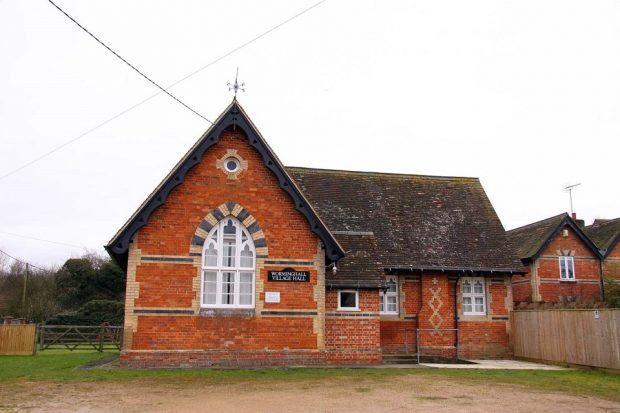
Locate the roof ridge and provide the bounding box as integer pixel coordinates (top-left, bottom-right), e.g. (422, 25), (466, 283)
(587, 217), (620, 228)
(333, 231), (375, 236)
(286, 165), (479, 181)
(506, 212), (568, 234)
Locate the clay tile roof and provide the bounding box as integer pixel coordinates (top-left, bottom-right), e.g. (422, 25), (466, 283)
(327, 232), (385, 289)
(585, 217), (620, 254)
(506, 213), (568, 260)
(287, 167), (522, 273)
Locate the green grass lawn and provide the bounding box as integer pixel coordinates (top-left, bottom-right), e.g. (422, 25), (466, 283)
(1, 351), (619, 402)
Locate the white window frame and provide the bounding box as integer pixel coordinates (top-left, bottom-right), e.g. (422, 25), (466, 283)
(462, 277), (486, 316)
(559, 256), (576, 280)
(200, 217), (255, 309)
(380, 276), (398, 314)
(337, 289), (359, 311)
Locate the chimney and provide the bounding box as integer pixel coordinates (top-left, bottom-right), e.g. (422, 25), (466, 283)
(571, 212), (585, 229)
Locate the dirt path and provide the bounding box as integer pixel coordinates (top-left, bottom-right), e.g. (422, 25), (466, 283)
(1, 375), (618, 413)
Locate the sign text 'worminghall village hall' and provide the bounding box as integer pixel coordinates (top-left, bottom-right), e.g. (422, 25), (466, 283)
(106, 100), (523, 367)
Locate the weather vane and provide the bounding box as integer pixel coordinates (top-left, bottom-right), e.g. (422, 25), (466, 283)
(227, 67), (245, 98)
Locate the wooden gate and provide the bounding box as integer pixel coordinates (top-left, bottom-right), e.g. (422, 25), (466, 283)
(0, 324), (37, 355)
(38, 324), (123, 352)
(513, 309), (620, 369)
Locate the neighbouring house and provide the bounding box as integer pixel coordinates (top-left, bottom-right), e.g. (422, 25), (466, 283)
(508, 213), (603, 304)
(106, 99), (522, 368)
(586, 218), (620, 284)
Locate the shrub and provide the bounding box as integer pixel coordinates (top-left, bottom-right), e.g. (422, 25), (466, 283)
(45, 299), (124, 326)
(605, 278), (620, 308)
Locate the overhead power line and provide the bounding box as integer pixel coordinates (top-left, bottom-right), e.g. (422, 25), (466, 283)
(47, 0), (212, 124)
(0, 248), (45, 271)
(0, 230), (86, 249)
(0, 0), (327, 182)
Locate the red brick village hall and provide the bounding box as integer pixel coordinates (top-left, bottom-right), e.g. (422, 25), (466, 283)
(106, 99), (529, 368)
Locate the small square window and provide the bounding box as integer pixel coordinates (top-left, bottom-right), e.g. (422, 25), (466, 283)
(338, 290), (359, 311)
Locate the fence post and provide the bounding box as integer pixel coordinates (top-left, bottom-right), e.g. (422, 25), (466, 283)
(98, 324), (104, 352)
(39, 325), (44, 351)
(416, 329), (420, 364)
(32, 324), (38, 355)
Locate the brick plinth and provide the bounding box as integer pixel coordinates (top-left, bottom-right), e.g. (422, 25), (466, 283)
(458, 321), (512, 359)
(120, 350), (326, 368)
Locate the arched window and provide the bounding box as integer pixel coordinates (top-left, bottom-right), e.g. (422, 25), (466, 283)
(201, 217), (255, 308)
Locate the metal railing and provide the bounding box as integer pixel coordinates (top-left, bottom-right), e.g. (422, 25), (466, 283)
(416, 328), (459, 364)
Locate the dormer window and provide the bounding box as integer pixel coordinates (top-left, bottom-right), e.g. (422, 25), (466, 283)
(201, 217), (255, 308)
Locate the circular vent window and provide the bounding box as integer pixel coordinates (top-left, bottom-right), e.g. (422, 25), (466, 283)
(224, 157), (240, 173)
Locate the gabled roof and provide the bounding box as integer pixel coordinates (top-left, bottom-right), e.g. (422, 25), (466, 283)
(287, 167), (523, 274)
(506, 213), (601, 262)
(105, 100), (345, 269)
(585, 217), (620, 258)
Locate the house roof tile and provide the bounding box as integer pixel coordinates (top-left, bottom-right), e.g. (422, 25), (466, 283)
(585, 217), (620, 256)
(326, 232), (385, 288)
(506, 213), (568, 260)
(287, 167), (522, 273)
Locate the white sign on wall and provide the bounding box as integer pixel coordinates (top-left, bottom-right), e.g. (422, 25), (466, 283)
(265, 291), (281, 303)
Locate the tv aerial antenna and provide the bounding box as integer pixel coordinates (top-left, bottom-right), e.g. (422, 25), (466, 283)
(564, 183), (581, 216)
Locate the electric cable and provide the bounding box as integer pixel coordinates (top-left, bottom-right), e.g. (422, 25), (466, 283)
(0, 0), (328, 182)
(48, 0), (212, 124)
(0, 248), (45, 271)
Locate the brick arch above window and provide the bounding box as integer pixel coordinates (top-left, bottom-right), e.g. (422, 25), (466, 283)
(190, 201), (268, 258)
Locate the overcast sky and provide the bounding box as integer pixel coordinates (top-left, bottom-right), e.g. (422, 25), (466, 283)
(1, 0), (619, 267)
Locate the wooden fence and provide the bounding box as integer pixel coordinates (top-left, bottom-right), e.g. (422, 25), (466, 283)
(513, 309), (620, 370)
(38, 324), (123, 352)
(0, 324), (37, 355)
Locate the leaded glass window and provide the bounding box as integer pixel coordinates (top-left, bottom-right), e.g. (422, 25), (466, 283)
(201, 217), (255, 308)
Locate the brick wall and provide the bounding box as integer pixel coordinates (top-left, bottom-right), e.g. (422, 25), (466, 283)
(603, 242), (620, 281)
(534, 225), (601, 302)
(457, 276), (512, 358)
(377, 273), (513, 359)
(121, 128), (336, 367)
(511, 264), (532, 303)
(416, 273), (457, 357)
(324, 289), (382, 364)
(511, 225), (602, 304)
(380, 275), (420, 353)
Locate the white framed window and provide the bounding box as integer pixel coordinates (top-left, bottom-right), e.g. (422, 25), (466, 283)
(338, 290), (359, 311)
(380, 276), (398, 314)
(201, 217), (255, 308)
(559, 256), (575, 280)
(223, 157), (240, 173)
(462, 277), (486, 315)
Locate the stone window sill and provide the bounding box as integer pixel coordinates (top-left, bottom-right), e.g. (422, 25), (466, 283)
(199, 308), (255, 318)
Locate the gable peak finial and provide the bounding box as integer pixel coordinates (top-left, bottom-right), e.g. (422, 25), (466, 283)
(227, 67), (245, 98)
